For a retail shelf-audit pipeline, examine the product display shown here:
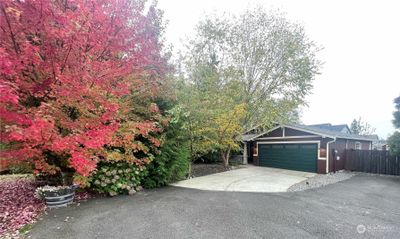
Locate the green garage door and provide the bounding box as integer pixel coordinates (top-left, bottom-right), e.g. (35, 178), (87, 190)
(258, 143), (317, 173)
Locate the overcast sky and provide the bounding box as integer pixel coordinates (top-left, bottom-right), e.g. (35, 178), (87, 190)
(158, 0), (400, 139)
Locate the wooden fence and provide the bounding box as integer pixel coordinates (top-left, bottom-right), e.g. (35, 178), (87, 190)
(345, 149), (400, 176)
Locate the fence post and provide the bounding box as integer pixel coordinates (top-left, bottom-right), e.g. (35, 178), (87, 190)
(369, 150), (372, 173)
(385, 153), (389, 174)
(397, 156), (399, 176)
(378, 151), (381, 174)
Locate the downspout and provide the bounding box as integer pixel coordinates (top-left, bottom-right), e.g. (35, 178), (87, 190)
(326, 137), (337, 174)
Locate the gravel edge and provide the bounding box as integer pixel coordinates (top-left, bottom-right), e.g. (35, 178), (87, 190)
(287, 171), (358, 192)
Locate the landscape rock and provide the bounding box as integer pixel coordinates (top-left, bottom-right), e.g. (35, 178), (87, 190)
(288, 171), (358, 192)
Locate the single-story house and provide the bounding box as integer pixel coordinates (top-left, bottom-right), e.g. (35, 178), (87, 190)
(242, 123), (373, 174)
(363, 134), (388, 150)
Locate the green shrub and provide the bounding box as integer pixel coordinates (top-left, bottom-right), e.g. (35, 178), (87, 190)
(8, 161), (34, 174)
(194, 152), (221, 164)
(90, 161), (146, 196)
(143, 142), (189, 188)
(388, 131), (400, 156)
(142, 107), (190, 188)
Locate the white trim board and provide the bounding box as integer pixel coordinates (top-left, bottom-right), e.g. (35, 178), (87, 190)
(280, 124), (333, 138)
(257, 141), (321, 144)
(257, 135), (320, 140)
(245, 125), (331, 141)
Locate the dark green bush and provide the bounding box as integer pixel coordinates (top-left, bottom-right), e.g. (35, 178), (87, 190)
(388, 131), (400, 156)
(142, 107), (190, 188)
(194, 152), (221, 164)
(90, 161), (146, 196)
(143, 143), (189, 188)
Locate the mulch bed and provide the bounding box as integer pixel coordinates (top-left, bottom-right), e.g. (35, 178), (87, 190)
(191, 164), (230, 177)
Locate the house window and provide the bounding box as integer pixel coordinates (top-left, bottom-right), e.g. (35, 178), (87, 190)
(355, 142), (362, 150)
(319, 148), (326, 158)
(253, 144), (258, 156)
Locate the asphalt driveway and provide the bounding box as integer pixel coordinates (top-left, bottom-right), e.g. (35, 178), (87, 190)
(172, 165), (316, 192)
(28, 174), (400, 239)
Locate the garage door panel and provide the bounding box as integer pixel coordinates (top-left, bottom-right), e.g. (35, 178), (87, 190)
(258, 143), (317, 172)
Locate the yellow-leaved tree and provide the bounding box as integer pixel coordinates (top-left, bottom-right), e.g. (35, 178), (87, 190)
(176, 58), (246, 170)
(212, 104), (246, 167)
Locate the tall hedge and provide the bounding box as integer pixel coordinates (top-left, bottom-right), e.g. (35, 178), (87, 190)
(142, 107), (190, 188)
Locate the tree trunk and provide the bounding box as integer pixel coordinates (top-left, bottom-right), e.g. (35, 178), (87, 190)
(221, 147), (231, 169)
(221, 152), (227, 168)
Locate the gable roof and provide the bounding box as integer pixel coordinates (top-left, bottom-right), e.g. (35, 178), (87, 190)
(242, 133), (259, 141)
(242, 123), (374, 142)
(362, 134), (380, 141)
(307, 123), (351, 133)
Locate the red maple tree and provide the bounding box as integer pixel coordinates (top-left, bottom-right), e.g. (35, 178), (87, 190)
(0, 0), (167, 178)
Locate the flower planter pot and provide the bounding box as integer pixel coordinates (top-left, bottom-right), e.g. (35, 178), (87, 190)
(44, 191), (75, 208)
(37, 185), (79, 208)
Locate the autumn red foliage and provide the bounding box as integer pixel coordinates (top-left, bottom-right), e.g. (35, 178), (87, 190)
(0, 0), (167, 179)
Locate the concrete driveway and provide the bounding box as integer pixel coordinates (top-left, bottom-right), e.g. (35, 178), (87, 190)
(172, 165), (315, 192)
(28, 174), (400, 239)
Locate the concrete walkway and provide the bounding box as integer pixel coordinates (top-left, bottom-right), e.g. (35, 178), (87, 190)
(172, 165), (316, 192)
